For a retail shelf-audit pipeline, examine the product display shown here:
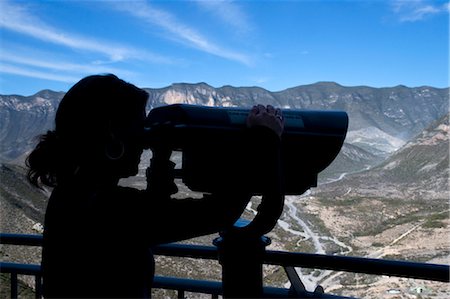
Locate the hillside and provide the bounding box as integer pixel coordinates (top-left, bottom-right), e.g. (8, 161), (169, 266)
(0, 163), (48, 231)
(283, 114), (449, 297)
(318, 113), (449, 200)
(318, 143), (384, 183)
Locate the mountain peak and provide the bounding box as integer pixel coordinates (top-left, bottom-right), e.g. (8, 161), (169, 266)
(34, 89), (65, 99)
(314, 81), (342, 87)
(169, 82), (213, 89)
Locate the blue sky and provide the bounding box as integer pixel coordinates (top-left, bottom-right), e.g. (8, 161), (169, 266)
(1, 0), (448, 95)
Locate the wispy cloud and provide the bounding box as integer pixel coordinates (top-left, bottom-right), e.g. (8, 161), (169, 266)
(111, 0), (252, 66)
(195, 0), (253, 35)
(391, 0), (449, 22)
(252, 76), (270, 85)
(0, 63), (80, 83)
(0, 0), (173, 64)
(1, 49), (135, 77)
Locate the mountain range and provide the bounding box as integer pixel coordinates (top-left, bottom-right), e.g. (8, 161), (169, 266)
(1, 82), (448, 181)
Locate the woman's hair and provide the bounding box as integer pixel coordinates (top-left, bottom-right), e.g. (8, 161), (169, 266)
(27, 74), (148, 188)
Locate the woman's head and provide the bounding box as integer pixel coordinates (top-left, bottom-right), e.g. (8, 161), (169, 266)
(27, 74), (149, 187)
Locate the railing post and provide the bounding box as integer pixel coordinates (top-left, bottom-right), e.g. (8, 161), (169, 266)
(214, 232), (270, 298)
(35, 274), (43, 298)
(11, 272), (18, 299)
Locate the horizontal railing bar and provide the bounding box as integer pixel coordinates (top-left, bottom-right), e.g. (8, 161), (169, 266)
(3, 263), (356, 299)
(152, 276), (354, 299)
(0, 261), (436, 299)
(0, 262), (41, 276)
(264, 250), (450, 283)
(1, 233), (449, 283)
(263, 286), (356, 299)
(153, 243), (218, 260)
(153, 244), (450, 283)
(0, 233), (43, 246)
(153, 275), (222, 295)
(0, 234), (217, 259)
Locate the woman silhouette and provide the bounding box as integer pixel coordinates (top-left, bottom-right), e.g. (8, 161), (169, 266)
(27, 74), (283, 298)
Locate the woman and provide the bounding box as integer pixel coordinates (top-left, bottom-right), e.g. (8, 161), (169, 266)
(27, 74), (284, 298)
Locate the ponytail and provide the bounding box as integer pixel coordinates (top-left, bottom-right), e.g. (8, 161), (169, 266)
(26, 130), (60, 188)
(26, 74), (149, 188)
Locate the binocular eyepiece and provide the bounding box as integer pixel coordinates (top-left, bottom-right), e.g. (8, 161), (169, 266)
(144, 104), (348, 196)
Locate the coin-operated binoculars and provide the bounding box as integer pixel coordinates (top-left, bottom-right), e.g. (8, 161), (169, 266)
(144, 104), (348, 298)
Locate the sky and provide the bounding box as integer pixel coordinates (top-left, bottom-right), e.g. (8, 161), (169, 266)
(0, 0), (449, 96)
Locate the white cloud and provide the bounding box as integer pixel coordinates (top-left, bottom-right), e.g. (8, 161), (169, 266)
(0, 50), (134, 76)
(391, 0), (449, 22)
(0, 63), (79, 83)
(111, 0), (252, 66)
(195, 0), (253, 34)
(0, 1), (173, 64)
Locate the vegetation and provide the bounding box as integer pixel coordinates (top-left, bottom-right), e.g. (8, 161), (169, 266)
(422, 212), (448, 229)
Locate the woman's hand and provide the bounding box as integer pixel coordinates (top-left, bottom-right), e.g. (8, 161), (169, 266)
(246, 104), (284, 137)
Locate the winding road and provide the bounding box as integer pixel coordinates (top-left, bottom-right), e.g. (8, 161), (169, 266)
(245, 190), (353, 292)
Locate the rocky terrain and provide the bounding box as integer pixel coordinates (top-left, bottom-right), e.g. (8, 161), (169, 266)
(1, 82), (449, 298)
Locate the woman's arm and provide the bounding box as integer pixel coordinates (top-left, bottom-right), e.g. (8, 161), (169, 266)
(144, 105), (284, 244)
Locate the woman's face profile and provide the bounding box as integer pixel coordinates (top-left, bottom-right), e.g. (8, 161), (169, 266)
(116, 108), (147, 178)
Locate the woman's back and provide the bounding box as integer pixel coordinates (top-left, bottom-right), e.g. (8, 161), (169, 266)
(42, 184), (154, 298)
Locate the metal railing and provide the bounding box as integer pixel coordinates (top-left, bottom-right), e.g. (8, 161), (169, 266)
(1, 233), (449, 298)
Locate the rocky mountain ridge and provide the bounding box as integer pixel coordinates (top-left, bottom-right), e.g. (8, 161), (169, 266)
(144, 82), (448, 139)
(1, 82), (448, 165)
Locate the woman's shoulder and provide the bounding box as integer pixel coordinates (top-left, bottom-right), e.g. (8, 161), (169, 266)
(100, 185), (147, 200)
(114, 185), (146, 197)
(51, 184), (147, 204)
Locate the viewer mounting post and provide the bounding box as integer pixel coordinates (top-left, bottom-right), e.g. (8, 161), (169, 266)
(214, 229), (271, 298)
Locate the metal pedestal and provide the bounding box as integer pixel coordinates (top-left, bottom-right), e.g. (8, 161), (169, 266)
(214, 232), (271, 298)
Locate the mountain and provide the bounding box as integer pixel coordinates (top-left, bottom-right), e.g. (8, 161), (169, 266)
(318, 143), (384, 183)
(372, 113), (449, 198)
(145, 82), (448, 137)
(1, 82), (448, 165)
(316, 113), (449, 200)
(0, 90), (64, 161)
